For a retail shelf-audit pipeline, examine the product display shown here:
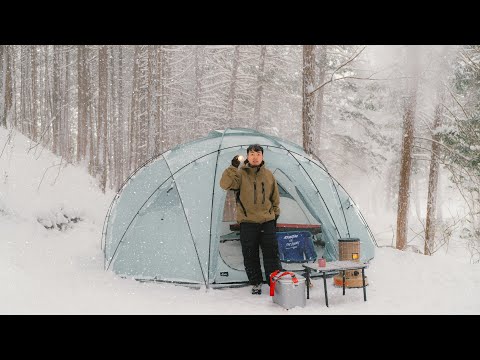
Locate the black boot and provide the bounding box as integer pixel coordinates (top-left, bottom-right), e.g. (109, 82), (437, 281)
(251, 284), (262, 295)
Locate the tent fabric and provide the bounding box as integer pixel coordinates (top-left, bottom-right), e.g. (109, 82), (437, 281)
(101, 128), (377, 288)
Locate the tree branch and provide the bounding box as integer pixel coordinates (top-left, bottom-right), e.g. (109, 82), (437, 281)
(413, 136), (472, 161)
(0, 128), (14, 159)
(445, 86), (471, 119)
(460, 49), (480, 72)
(310, 46), (365, 95)
(331, 46), (367, 80)
(37, 162), (62, 191)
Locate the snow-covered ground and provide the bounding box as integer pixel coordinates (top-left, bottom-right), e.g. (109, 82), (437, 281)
(1, 127), (479, 314)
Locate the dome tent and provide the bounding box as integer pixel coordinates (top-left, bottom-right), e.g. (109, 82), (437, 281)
(101, 128), (376, 288)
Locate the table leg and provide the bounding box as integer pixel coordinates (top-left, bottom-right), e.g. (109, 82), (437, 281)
(342, 270), (346, 295)
(323, 271), (328, 307)
(306, 268), (310, 299)
(362, 267), (367, 301)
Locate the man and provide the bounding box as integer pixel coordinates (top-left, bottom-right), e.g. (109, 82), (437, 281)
(220, 144), (281, 295)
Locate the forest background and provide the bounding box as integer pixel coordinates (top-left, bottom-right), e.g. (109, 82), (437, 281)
(1, 44), (479, 261)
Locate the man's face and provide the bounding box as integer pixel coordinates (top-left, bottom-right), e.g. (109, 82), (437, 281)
(247, 150), (263, 166)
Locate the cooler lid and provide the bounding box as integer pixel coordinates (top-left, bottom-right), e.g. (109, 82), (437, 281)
(273, 272), (305, 283)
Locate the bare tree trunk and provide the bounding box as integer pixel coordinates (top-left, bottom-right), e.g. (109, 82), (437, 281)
(64, 47), (72, 163)
(116, 45), (125, 190)
(424, 99), (444, 255)
(302, 45), (316, 156)
(192, 45), (205, 137)
(137, 45), (148, 168)
(2, 46), (13, 128)
(31, 45), (38, 142)
(52, 45), (61, 155)
(10, 46), (17, 129)
(227, 45), (239, 124)
(315, 45), (327, 153)
(95, 48), (103, 174)
(37, 46), (43, 142)
(98, 45), (108, 193)
(86, 47), (96, 176)
(253, 45), (266, 130)
(0, 46), (4, 127)
(108, 45), (116, 190)
(154, 45), (163, 156)
(160, 46), (169, 152)
(396, 46), (419, 250)
(42, 46), (51, 146)
(146, 45), (154, 158)
(77, 46), (88, 162)
(88, 104), (95, 175)
(59, 46), (67, 159)
(424, 47), (451, 255)
(20, 46), (28, 136)
(129, 45), (139, 172)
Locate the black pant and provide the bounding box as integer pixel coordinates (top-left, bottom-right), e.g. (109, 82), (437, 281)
(240, 220), (281, 286)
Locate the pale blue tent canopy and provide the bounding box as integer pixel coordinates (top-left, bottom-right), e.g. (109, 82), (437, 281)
(101, 128), (377, 288)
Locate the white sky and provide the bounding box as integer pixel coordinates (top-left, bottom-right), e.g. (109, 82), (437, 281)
(1, 127), (479, 315)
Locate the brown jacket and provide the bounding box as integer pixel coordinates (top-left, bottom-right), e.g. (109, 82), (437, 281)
(220, 161), (280, 224)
